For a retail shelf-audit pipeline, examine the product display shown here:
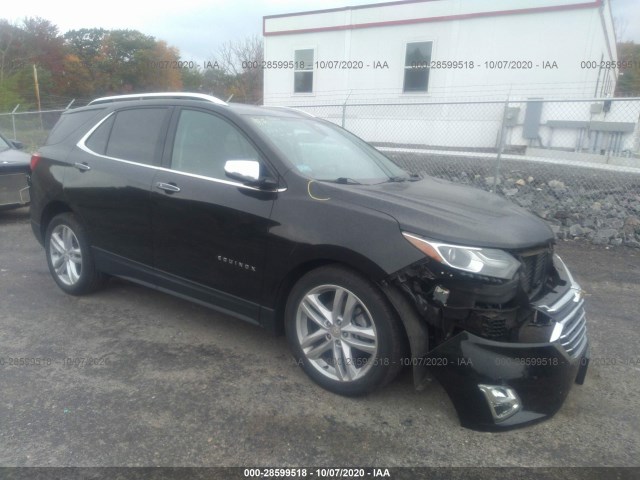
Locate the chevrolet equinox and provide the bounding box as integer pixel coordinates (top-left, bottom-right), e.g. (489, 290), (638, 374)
(29, 93), (589, 430)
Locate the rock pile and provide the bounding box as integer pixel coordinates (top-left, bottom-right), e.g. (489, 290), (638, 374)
(489, 175), (640, 247)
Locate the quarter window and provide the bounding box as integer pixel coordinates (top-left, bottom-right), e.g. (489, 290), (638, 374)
(47, 109), (104, 145)
(85, 115), (115, 155)
(294, 49), (314, 93)
(403, 42), (432, 93)
(171, 109), (261, 180)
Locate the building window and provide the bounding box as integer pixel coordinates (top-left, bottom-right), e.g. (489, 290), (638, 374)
(403, 42), (432, 93)
(294, 49), (314, 93)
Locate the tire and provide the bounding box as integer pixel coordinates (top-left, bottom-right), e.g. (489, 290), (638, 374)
(44, 212), (105, 295)
(285, 265), (404, 396)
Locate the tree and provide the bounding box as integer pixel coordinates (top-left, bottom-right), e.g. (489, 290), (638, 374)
(0, 19), (188, 108)
(63, 28), (108, 94)
(210, 35), (263, 103)
(615, 42), (640, 96)
(0, 73), (22, 110)
(58, 53), (94, 98)
(64, 28), (108, 67)
(134, 40), (183, 91)
(200, 67), (233, 99)
(64, 28), (183, 95)
(21, 17), (66, 101)
(0, 20), (25, 109)
(181, 66), (204, 91)
(0, 20), (23, 86)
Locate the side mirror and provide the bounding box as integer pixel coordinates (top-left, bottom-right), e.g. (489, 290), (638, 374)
(224, 160), (261, 184)
(224, 160), (281, 192)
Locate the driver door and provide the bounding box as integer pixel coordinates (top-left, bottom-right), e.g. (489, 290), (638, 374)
(151, 108), (275, 321)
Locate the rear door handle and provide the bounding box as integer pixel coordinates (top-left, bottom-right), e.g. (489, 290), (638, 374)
(74, 162), (91, 172)
(155, 182), (181, 193)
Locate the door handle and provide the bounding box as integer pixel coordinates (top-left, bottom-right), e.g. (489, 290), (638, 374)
(74, 162), (91, 172)
(155, 182), (181, 193)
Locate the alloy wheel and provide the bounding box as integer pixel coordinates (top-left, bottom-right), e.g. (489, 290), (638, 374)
(295, 284), (378, 382)
(49, 224), (83, 286)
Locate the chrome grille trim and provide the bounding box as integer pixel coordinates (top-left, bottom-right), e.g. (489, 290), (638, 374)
(561, 308), (585, 340)
(569, 333), (588, 358)
(557, 303), (588, 358)
(535, 254), (588, 358)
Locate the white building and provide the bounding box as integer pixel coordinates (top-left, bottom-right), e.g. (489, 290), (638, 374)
(263, 0), (618, 104)
(260, 0), (640, 161)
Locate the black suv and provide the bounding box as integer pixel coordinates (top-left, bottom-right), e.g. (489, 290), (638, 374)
(30, 93), (589, 431)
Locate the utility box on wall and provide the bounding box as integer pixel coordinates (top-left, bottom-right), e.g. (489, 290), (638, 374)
(522, 100), (543, 140)
(505, 107), (520, 127)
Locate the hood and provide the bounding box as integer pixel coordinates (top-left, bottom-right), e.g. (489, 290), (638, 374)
(0, 148), (30, 173)
(325, 176), (554, 250)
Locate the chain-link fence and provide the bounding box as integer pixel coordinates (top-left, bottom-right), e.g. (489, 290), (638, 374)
(288, 98), (640, 248)
(2, 97), (640, 247)
(0, 108), (67, 152)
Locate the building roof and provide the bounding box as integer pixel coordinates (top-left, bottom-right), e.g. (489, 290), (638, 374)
(263, 0), (604, 37)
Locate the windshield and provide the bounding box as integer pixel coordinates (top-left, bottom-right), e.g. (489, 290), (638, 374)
(0, 135), (10, 151)
(246, 114), (408, 184)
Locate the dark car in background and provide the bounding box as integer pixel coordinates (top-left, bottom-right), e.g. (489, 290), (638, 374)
(29, 93), (589, 431)
(0, 132), (30, 210)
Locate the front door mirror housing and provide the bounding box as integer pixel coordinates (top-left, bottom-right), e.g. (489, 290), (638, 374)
(224, 160), (280, 191)
(224, 160), (261, 184)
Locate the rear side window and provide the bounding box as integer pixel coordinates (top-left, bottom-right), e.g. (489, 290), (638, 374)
(85, 115), (115, 155)
(104, 108), (169, 165)
(46, 109), (104, 145)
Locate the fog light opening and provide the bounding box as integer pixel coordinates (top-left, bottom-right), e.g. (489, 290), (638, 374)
(478, 384), (522, 422)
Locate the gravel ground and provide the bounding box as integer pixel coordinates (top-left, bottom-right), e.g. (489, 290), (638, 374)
(0, 207), (639, 470)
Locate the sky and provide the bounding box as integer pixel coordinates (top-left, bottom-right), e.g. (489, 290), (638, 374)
(3, 0), (640, 64)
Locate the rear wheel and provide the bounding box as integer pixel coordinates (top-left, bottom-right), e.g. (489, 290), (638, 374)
(285, 265), (404, 396)
(45, 213), (104, 295)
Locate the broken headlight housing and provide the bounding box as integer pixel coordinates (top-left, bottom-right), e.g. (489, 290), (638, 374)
(402, 232), (520, 280)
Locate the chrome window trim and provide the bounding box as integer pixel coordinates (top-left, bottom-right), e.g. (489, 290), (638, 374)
(76, 113), (286, 193)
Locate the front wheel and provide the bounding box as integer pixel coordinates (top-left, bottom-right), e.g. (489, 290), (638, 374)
(285, 265), (404, 396)
(44, 213), (105, 295)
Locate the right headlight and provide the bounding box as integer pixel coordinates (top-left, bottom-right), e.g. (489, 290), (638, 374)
(402, 232), (520, 280)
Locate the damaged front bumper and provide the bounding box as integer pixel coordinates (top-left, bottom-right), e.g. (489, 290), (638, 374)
(390, 253), (589, 431)
(425, 330), (588, 431)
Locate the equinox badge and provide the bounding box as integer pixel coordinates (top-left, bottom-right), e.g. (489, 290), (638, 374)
(217, 255), (257, 272)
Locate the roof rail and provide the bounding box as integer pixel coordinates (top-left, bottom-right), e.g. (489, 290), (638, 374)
(88, 92), (228, 106)
(264, 106), (316, 118)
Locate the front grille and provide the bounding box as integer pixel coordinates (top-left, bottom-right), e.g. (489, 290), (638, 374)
(519, 249), (551, 297)
(0, 173), (30, 206)
(481, 317), (507, 339)
(556, 299), (588, 357)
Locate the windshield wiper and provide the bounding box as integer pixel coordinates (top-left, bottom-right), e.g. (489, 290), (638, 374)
(334, 177), (362, 184)
(387, 176), (408, 182)
(387, 173), (422, 183)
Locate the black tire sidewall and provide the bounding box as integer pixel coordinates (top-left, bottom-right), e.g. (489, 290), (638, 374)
(44, 213), (101, 295)
(285, 265), (402, 396)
